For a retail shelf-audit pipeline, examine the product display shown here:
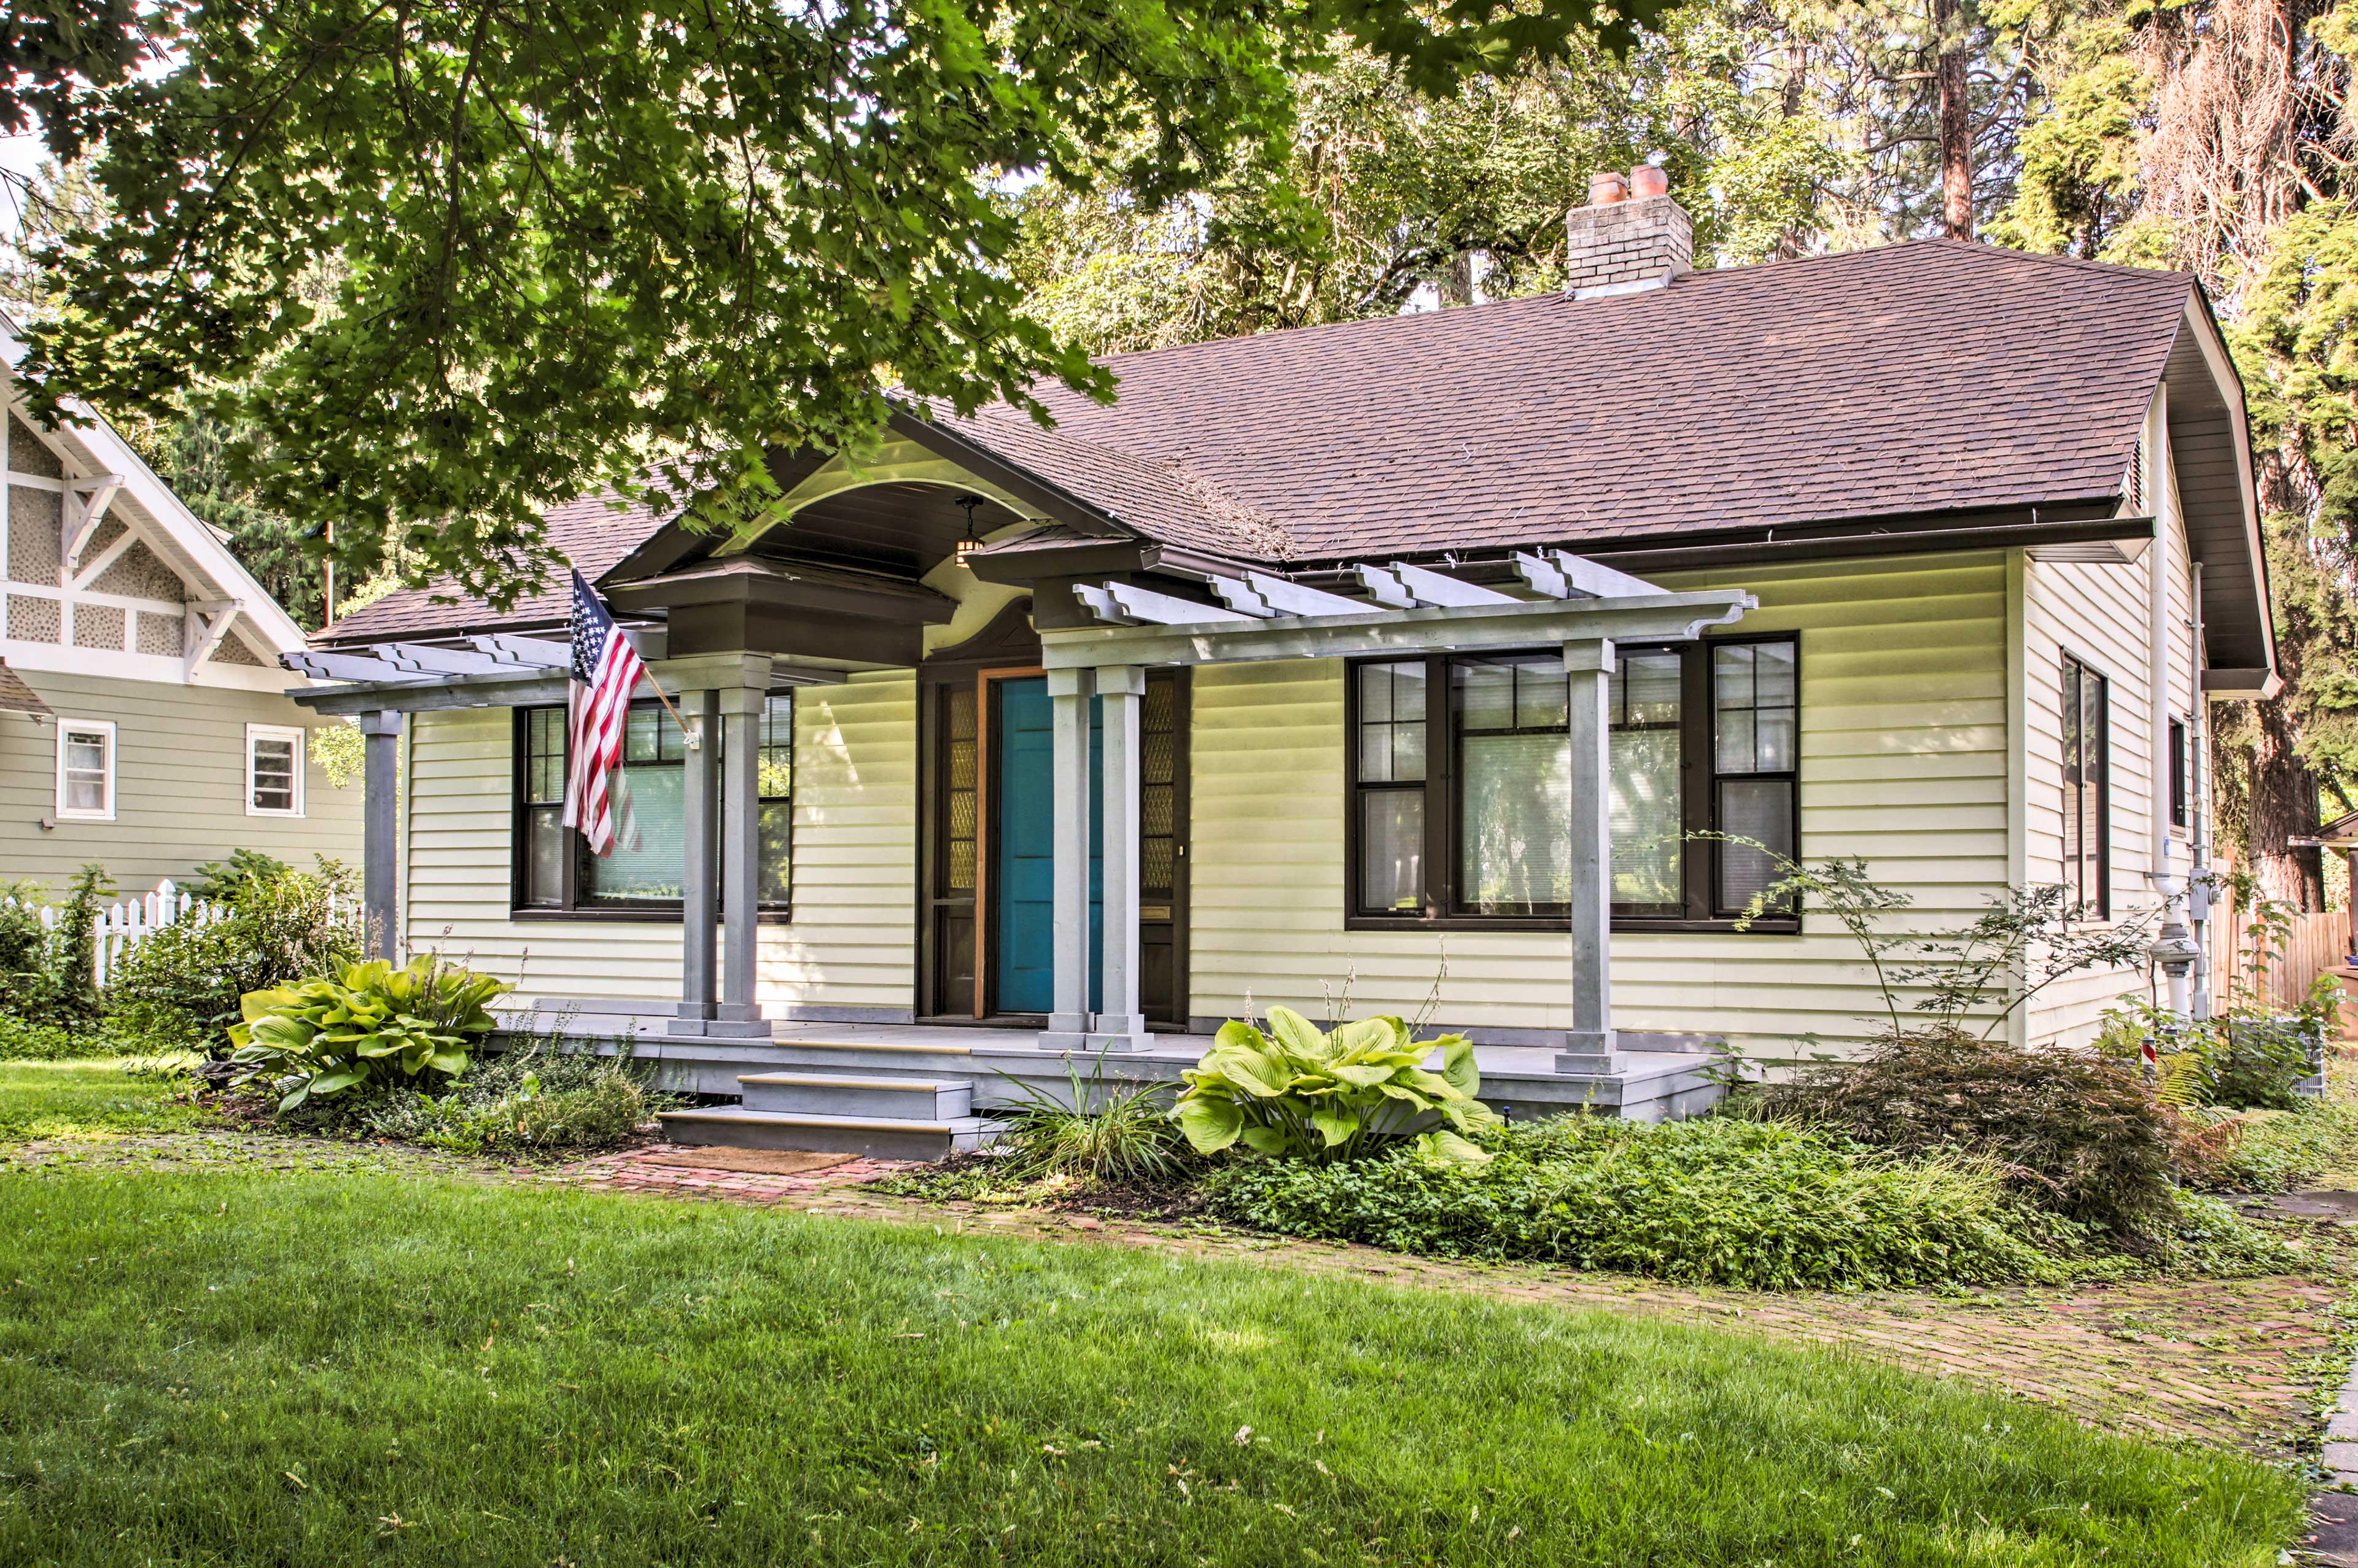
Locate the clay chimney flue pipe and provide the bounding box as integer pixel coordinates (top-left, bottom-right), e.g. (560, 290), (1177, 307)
(1630, 165), (1669, 200)
(1588, 171), (1629, 207)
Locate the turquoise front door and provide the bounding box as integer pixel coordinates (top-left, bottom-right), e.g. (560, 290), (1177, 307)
(992, 678), (1100, 1015)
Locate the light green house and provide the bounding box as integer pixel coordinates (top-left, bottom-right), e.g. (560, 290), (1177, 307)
(0, 321), (362, 899)
(294, 181), (2276, 1153)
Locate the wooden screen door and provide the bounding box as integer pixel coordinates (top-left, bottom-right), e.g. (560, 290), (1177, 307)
(922, 666), (1188, 1025)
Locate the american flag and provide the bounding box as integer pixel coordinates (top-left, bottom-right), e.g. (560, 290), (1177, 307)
(563, 569), (645, 856)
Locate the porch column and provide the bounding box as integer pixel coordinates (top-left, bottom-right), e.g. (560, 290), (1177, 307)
(1091, 665), (1149, 1050)
(671, 689), (720, 1032)
(715, 683), (771, 1037)
(1557, 640), (1619, 1074)
(1041, 666), (1095, 1049)
(360, 710), (402, 961)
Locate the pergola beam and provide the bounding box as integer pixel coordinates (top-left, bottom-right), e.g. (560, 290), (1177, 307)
(1042, 589), (1754, 671)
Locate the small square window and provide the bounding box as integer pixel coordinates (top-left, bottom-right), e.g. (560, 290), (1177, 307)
(246, 724), (305, 817)
(55, 720), (115, 821)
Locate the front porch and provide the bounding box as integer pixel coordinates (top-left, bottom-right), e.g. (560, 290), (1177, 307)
(497, 1007), (1733, 1157)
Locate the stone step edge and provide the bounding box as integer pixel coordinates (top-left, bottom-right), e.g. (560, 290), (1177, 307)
(737, 1073), (970, 1092)
(657, 1107), (998, 1134)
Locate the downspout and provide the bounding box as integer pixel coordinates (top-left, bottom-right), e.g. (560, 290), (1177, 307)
(2190, 562), (2214, 1019)
(2146, 398), (2198, 1021)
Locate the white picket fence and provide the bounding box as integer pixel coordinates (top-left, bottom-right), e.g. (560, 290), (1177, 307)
(4, 879), (226, 988)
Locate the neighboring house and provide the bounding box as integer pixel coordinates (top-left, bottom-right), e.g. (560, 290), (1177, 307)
(0, 320), (362, 896)
(294, 174), (2273, 1151)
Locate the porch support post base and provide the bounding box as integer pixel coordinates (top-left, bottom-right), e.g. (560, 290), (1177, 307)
(1552, 1031), (1623, 1075)
(1083, 1023), (1151, 1053)
(1036, 1030), (1091, 1053)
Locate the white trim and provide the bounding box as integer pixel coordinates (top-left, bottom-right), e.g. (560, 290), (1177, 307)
(68, 518), (139, 591)
(0, 634), (304, 693)
(244, 722), (306, 817)
(0, 581), (189, 616)
(4, 470), (63, 492)
(53, 715), (115, 821)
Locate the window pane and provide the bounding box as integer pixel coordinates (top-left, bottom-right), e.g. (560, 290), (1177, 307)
(759, 800), (792, 905)
(1515, 664), (1568, 730)
(65, 773), (104, 812)
(1716, 707), (1756, 773)
(252, 737), (297, 810)
(623, 706), (663, 764)
(1390, 722), (1426, 782)
(1360, 662), (1394, 723)
(1458, 661), (1517, 730)
(1611, 726), (1681, 908)
(1461, 731), (1570, 910)
(1754, 640), (1796, 707)
(1714, 644), (1754, 710)
(1360, 723), (1396, 783)
(587, 763), (685, 899)
(524, 806), (567, 907)
(1361, 791), (1425, 914)
(1718, 778), (1794, 913)
(66, 733), (104, 774)
(1755, 709), (1796, 772)
(527, 708), (567, 804)
(1624, 651), (1680, 724)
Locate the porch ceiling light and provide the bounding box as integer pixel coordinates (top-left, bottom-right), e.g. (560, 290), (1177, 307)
(953, 495), (985, 569)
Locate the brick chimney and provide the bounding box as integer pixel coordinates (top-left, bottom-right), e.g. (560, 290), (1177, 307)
(1563, 165), (1692, 300)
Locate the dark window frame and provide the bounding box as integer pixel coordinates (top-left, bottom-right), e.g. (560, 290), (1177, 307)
(2060, 653), (2111, 922)
(509, 696), (796, 923)
(1343, 632), (1802, 935)
(2168, 715), (2189, 830)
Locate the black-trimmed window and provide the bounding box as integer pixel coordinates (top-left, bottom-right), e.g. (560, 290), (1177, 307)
(515, 694), (794, 916)
(1347, 633), (1800, 931)
(2061, 655), (2109, 920)
(2168, 715), (2189, 830)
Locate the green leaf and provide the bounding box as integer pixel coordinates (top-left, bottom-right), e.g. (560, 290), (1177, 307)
(1239, 1124), (1295, 1157)
(1175, 1096), (1244, 1154)
(1267, 1006), (1329, 1062)
(1439, 1034), (1481, 1097)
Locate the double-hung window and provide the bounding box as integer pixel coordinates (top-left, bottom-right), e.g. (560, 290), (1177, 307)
(245, 724), (305, 817)
(515, 694), (795, 916)
(2061, 654), (2109, 919)
(55, 719), (114, 821)
(1348, 633), (1800, 930)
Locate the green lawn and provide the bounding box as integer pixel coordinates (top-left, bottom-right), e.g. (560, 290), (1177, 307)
(0, 1060), (203, 1141)
(0, 1163), (2306, 1566)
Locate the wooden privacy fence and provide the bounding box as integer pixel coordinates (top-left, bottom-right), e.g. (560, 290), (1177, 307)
(1, 879), (225, 988)
(2207, 890), (2350, 1011)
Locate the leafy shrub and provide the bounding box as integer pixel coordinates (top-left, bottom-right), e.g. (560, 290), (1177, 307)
(1748, 1027), (2176, 1237)
(987, 1060), (1189, 1186)
(231, 955), (508, 1109)
(2145, 1192), (2306, 1276)
(1207, 1114), (2056, 1290)
(0, 866), (112, 1025)
(1175, 1008), (1496, 1166)
(0, 1013), (105, 1061)
(2098, 994), (2325, 1112)
(338, 1034), (658, 1154)
(109, 858), (360, 1055)
(182, 849), (294, 905)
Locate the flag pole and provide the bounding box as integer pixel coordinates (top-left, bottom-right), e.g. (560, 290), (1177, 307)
(639, 667), (701, 750)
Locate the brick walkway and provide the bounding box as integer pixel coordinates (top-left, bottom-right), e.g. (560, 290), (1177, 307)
(553, 1144), (2346, 1459)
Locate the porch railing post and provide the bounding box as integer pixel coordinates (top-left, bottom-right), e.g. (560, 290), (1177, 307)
(672, 688), (720, 1030)
(1091, 664), (1149, 1050)
(359, 709), (402, 961)
(715, 683), (769, 1035)
(1557, 640), (1620, 1074)
(1041, 666), (1095, 1049)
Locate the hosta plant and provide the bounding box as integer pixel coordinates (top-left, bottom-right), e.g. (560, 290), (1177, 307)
(230, 956), (510, 1110)
(1174, 1006), (1498, 1167)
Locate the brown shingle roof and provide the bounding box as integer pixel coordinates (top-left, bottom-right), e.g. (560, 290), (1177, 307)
(321, 492), (660, 645)
(321, 238), (2205, 646)
(947, 239), (2192, 564)
(0, 659), (50, 718)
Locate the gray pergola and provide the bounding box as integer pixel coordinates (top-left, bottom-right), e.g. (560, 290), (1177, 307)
(1035, 553), (1753, 1071)
(288, 551), (1752, 1070)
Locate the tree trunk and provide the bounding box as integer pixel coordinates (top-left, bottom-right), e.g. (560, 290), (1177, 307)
(1935, 0), (1974, 239)
(2246, 694), (2326, 909)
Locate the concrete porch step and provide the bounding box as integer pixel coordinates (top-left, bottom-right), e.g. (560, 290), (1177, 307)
(656, 1106), (1000, 1160)
(737, 1071), (973, 1120)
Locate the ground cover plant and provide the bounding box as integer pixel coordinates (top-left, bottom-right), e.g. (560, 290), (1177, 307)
(330, 1033), (665, 1157)
(0, 1163), (2307, 1567)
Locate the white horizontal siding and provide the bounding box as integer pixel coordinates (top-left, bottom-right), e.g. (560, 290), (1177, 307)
(403, 673), (919, 1015)
(1187, 551), (2012, 1060)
